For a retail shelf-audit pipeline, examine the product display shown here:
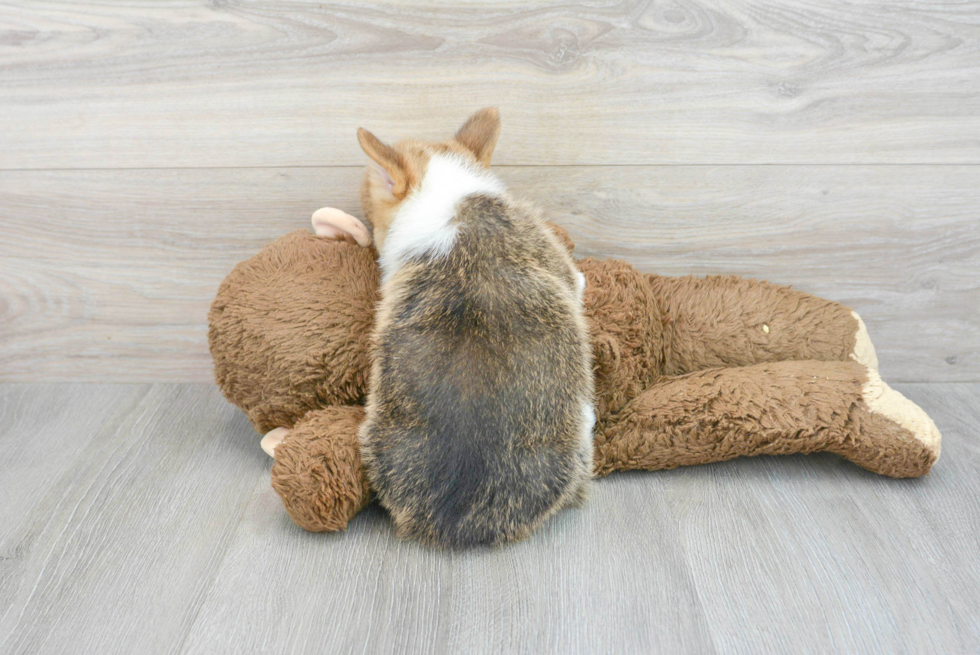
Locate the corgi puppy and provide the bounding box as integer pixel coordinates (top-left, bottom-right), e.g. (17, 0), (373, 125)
(357, 108), (594, 548)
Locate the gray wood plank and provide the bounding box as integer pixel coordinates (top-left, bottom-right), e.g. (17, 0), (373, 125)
(0, 384), (132, 545)
(1, 1), (978, 169)
(663, 382), (980, 654)
(1, 165), (976, 382)
(179, 383), (980, 654)
(0, 384), (267, 655)
(180, 464), (715, 655)
(1, 383), (976, 653)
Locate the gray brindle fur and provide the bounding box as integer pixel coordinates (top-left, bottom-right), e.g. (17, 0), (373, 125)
(361, 190), (595, 548)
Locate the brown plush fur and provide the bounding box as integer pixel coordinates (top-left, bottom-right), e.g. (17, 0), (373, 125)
(579, 258), (665, 419)
(209, 231), (378, 433)
(271, 405), (370, 532)
(593, 359), (930, 477)
(647, 274), (859, 374)
(209, 226), (941, 535)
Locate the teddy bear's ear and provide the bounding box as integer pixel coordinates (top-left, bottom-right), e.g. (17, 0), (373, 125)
(311, 207), (372, 247)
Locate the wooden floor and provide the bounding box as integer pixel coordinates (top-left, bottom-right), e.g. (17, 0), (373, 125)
(2, 1), (979, 653)
(0, 382), (977, 654)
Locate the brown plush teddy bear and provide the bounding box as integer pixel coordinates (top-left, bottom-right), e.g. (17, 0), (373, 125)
(209, 209), (941, 534)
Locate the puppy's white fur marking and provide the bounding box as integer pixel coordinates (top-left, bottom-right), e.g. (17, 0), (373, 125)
(581, 402), (596, 443)
(574, 271), (586, 303)
(379, 154), (505, 283)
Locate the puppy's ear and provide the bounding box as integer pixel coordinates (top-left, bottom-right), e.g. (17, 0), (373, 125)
(357, 128), (410, 197)
(454, 107), (500, 167)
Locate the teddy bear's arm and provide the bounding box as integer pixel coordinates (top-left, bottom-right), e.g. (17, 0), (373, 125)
(646, 274), (877, 376)
(593, 359), (940, 479)
(269, 406), (371, 532)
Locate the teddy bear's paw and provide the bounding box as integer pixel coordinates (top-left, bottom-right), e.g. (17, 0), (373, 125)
(861, 367), (941, 463)
(261, 427), (291, 457)
(849, 311), (879, 371)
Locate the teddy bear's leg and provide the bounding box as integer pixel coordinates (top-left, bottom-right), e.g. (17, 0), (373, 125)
(594, 359), (940, 479)
(268, 405), (371, 532)
(645, 274), (878, 375)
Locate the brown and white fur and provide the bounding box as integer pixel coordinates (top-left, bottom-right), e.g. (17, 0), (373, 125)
(356, 108), (595, 548)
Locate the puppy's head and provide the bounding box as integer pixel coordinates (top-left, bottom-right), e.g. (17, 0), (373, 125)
(358, 107), (501, 251)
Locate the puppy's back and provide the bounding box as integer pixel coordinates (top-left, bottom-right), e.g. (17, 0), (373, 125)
(362, 195), (593, 548)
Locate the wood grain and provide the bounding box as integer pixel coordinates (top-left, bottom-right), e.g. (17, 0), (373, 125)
(1, 1), (979, 169)
(0, 384), (268, 655)
(1, 166), (976, 383)
(179, 382), (980, 654)
(665, 382), (980, 654)
(0, 384), (132, 545)
(181, 472), (715, 655)
(3, 382), (975, 653)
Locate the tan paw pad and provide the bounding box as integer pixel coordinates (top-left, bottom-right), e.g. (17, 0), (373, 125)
(862, 368), (941, 461)
(849, 311), (880, 371)
(261, 427), (291, 458)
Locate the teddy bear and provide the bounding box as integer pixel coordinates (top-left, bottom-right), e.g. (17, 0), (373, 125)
(208, 208), (941, 533)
